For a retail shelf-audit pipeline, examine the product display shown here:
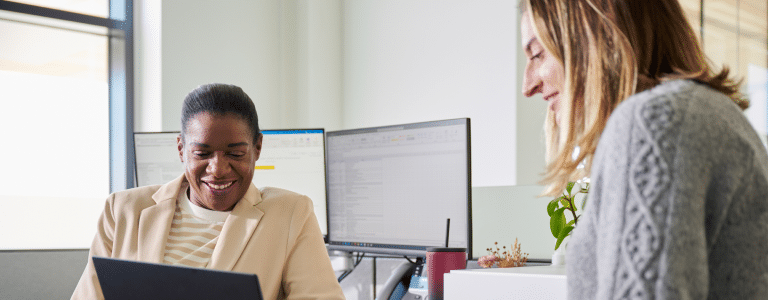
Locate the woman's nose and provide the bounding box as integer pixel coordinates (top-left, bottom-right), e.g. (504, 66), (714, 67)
(206, 154), (231, 177)
(523, 65), (542, 97)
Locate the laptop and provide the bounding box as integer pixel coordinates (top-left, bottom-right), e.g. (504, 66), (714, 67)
(92, 256), (263, 300)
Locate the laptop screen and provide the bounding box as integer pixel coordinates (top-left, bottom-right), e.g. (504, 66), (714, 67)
(92, 257), (263, 300)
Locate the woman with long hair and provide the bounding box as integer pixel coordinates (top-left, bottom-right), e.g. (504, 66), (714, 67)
(520, 0), (768, 298)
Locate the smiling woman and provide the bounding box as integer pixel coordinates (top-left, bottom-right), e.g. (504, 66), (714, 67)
(518, 0), (768, 299)
(72, 83), (345, 300)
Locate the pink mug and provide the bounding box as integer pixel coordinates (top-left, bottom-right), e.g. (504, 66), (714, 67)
(426, 247), (467, 300)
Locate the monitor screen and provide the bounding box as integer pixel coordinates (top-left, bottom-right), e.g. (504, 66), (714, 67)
(134, 130), (328, 237)
(134, 132), (184, 187)
(253, 129), (328, 236)
(325, 118), (471, 257)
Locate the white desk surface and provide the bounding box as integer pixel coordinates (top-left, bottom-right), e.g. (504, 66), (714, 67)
(444, 265), (567, 300)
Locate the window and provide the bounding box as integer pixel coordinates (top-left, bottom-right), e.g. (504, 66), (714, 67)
(0, 0), (133, 249)
(679, 0), (767, 141)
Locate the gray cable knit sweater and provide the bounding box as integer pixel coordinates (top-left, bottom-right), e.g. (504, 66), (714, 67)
(566, 79), (768, 299)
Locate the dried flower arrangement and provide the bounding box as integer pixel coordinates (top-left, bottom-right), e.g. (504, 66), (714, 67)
(477, 239), (529, 268)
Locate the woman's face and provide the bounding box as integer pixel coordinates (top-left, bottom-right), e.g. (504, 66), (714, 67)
(521, 13), (566, 125)
(178, 112), (262, 211)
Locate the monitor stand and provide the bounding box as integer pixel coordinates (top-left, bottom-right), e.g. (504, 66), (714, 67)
(377, 258), (428, 300)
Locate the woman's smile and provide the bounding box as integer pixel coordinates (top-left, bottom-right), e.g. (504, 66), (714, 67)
(204, 180), (236, 195)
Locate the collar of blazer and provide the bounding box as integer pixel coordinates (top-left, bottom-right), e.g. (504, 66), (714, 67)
(137, 174), (265, 271)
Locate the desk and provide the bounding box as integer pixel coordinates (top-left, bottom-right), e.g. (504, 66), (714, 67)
(443, 265), (566, 299)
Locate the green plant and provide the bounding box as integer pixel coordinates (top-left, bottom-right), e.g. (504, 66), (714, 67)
(547, 181), (589, 250)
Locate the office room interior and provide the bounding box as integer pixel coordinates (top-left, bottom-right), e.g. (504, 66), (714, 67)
(0, 0), (765, 299)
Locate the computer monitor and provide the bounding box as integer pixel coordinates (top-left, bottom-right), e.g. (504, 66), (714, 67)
(325, 118), (471, 257)
(253, 129), (328, 237)
(134, 132), (184, 187)
(133, 129), (329, 237)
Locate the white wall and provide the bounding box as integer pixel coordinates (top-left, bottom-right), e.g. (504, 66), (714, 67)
(135, 0), (547, 186)
(134, 0), (161, 132)
(159, 0), (281, 131)
(136, 0), (344, 133)
(283, 0), (344, 130)
(342, 0), (521, 186)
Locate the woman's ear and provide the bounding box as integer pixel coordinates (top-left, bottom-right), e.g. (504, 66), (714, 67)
(253, 133), (263, 161)
(177, 134), (185, 163)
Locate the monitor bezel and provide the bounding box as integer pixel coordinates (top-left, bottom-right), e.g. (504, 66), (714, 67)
(324, 118), (472, 258)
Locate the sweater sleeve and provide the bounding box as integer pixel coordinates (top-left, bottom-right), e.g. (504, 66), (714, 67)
(568, 85), (711, 299)
(608, 93), (712, 299)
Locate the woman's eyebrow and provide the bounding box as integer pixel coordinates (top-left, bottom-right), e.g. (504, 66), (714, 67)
(228, 142), (249, 147)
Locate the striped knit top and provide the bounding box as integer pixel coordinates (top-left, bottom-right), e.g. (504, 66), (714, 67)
(163, 186), (230, 268)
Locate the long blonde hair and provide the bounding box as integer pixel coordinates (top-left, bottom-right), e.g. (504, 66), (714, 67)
(521, 0), (747, 196)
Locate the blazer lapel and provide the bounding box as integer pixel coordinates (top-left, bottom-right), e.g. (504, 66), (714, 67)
(137, 175), (185, 263)
(208, 184), (264, 271)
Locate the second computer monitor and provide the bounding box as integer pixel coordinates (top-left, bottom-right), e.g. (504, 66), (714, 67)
(253, 129), (328, 236)
(134, 132), (185, 187)
(326, 118), (471, 257)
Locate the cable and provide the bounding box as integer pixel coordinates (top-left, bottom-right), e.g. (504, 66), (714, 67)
(403, 256), (416, 264)
(337, 270), (352, 282)
(356, 253), (365, 265)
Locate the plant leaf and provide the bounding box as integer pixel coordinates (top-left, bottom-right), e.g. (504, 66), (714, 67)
(554, 225), (573, 250)
(566, 219), (576, 227)
(554, 236), (564, 250)
(547, 199), (561, 216)
(581, 194), (588, 210)
(566, 182), (575, 195)
(550, 208), (566, 238)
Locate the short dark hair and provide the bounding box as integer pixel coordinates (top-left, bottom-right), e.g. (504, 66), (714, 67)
(180, 83), (260, 143)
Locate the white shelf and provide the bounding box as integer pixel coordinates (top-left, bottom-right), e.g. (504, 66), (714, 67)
(444, 265), (567, 300)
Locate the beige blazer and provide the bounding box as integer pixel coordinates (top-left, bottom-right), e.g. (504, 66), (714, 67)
(71, 174), (344, 300)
